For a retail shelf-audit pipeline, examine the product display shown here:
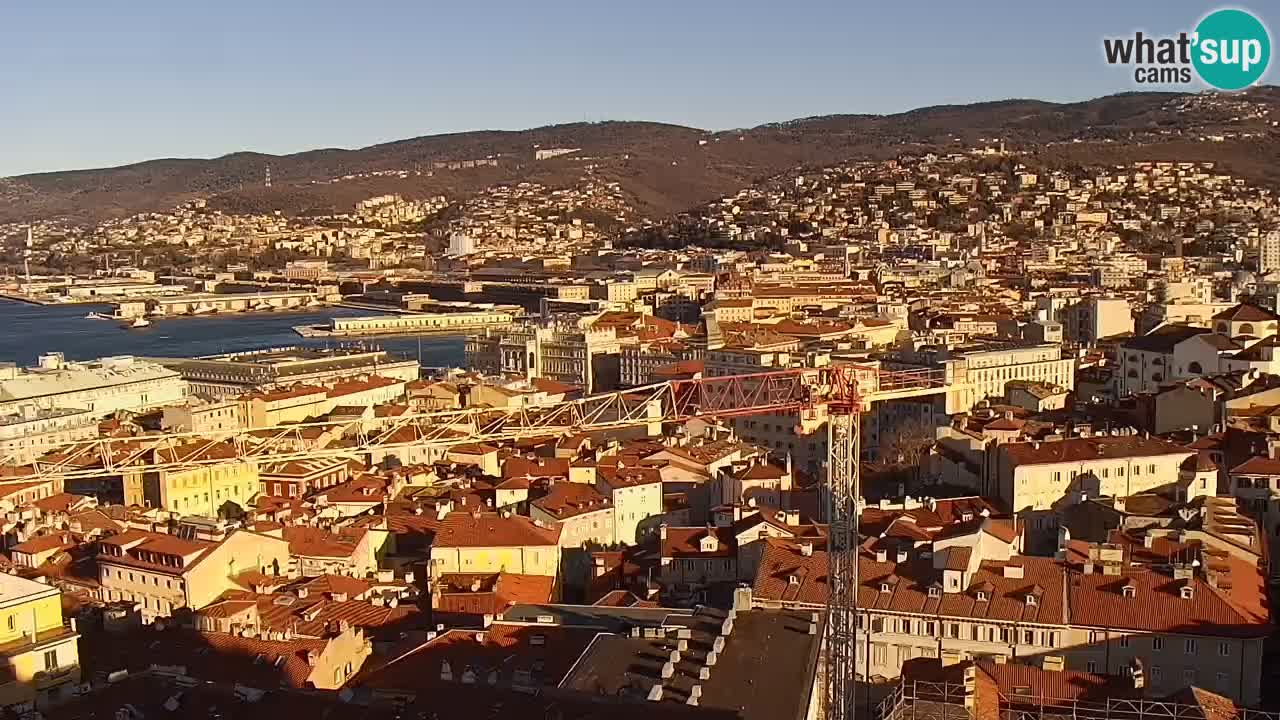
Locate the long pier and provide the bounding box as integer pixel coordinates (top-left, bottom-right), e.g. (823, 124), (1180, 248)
(113, 290), (327, 318)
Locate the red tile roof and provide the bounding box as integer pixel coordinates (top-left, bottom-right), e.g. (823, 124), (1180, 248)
(503, 456), (570, 480)
(661, 526), (735, 558)
(354, 623), (598, 692)
(386, 511), (561, 548)
(433, 572), (555, 619)
(282, 527), (359, 560)
(1002, 436), (1190, 466)
(11, 532), (74, 556)
(1229, 456), (1280, 475)
(1069, 563), (1267, 637)
(531, 482), (612, 520)
(596, 464), (661, 489)
(753, 539), (1269, 638)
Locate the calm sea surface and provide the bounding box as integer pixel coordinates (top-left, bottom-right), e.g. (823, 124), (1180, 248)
(0, 299), (465, 367)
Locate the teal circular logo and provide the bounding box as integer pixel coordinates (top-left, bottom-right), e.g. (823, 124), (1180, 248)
(1192, 9), (1271, 90)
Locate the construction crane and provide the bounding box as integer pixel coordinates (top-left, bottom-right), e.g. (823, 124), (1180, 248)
(0, 362), (948, 718)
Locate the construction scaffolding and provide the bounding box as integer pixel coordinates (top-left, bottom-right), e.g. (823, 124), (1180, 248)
(0, 364), (948, 484)
(876, 679), (1280, 720)
(0, 362), (951, 720)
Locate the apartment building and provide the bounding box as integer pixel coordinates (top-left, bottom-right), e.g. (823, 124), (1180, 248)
(385, 510), (562, 577)
(1138, 299), (1232, 334)
(123, 625), (372, 691)
(0, 477), (64, 512)
(659, 507), (823, 594)
(282, 525), (389, 578)
(720, 461), (795, 509)
(594, 464), (664, 544)
(751, 520), (1269, 705)
(1036, 296), (1133, 345)
(619, 340), (699, 387)
(0, 574), (81, 712)
(0, 406), (97, 465)
(994, 434), (1194, 517)
(704, 347), (796, 377)
(890, 342), (1074, 416)
(529, 482), (615, 549)
(1260, 230), (1280, 274)
(129, 442), (258, 516)
(1228, 456), (1280, 537)
(160, 398), (244, 434)
(259, 458), (354, 499)
(97, 529), (290, 622)
(240, 385), (329, 428)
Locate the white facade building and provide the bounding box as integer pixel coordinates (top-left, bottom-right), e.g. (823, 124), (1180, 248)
(0, 354), (188, 418)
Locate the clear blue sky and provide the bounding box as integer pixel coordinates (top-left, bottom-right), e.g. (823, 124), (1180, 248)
(0, 0), (1272, 177)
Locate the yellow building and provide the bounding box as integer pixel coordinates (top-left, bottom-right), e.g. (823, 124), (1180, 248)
(97, 529), (290, 622)
(387, 511), (562, 577)
(996, 435), (1193, 515)
(0, 574), (81, 712)
(240, 385), (329, 428)
(129, 442), (259, 517)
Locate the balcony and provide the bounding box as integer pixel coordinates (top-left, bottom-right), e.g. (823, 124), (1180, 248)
(0, 623), (79, 659)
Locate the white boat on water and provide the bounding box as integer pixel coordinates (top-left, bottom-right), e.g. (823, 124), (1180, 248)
(85, 312), (113, 320)
(124, 317), (152, 329)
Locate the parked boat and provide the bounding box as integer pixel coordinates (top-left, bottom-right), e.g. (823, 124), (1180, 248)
(85, 312), (113, 320)
(124, 317), (152, 329)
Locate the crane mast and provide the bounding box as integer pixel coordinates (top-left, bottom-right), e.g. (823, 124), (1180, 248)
(825, 403), (860, 720)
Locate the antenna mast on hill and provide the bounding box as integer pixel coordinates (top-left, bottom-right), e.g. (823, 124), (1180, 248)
(23, 225), (32, 287)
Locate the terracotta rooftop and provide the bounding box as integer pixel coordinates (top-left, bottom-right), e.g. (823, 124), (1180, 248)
(1002, 436), (1190, 466)
(385, 510), (562, 548)
(354, 622), (598, 692)
(753, 539), (1270, 638)
(531, 482), (612, 520)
